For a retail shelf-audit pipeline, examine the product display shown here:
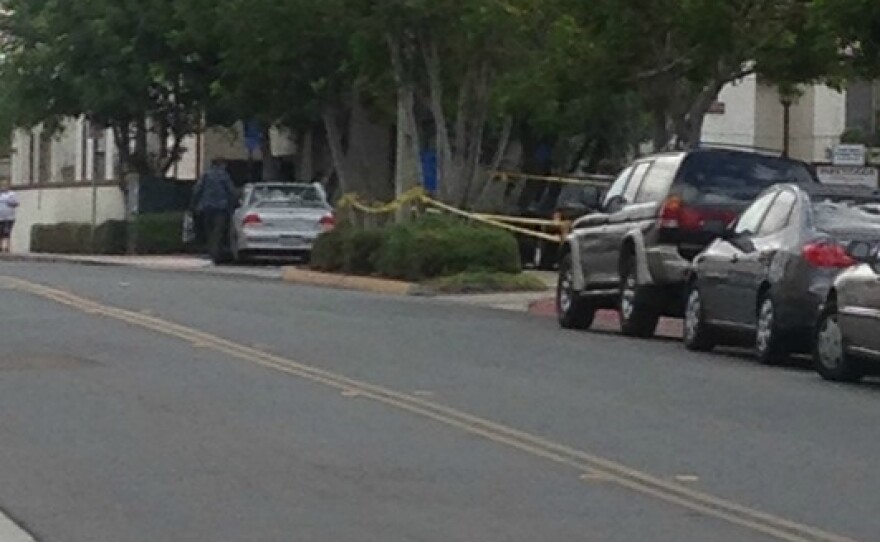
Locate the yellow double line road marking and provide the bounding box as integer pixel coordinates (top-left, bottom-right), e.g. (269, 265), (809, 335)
(0, 276), (858, 542)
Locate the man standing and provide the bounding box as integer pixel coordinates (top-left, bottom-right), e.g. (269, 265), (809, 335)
(0, 182), (19, 253)
(191, 159), (237, 264)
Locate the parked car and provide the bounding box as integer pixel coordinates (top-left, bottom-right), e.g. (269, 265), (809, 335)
(814, 233), (880, 382)
(684, 184), (880, 364)
(229, 182), (335, 263)
(557, 147), (818, 336)
(520, 183), (603, 270)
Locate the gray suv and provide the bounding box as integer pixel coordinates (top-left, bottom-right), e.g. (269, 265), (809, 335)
(557, 148), (818, 337)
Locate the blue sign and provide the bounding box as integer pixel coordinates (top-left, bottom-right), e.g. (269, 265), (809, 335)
(244, 121), (262, 153)
(421, 150), (438, 194)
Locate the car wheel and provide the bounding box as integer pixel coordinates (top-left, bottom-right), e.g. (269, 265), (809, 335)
(229, 231), (246, 264)
(683, 284), (715, 352)
(557, 254), (596, 330)
(814, 305), (864, 383)
(755, 294), (788, 365)
(618, 255), (660, 338)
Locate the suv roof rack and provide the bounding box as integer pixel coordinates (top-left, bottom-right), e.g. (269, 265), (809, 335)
(694, 142), (784, 157)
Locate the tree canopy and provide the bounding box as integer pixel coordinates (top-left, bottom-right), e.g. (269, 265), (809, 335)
(0, 0), (876, 203)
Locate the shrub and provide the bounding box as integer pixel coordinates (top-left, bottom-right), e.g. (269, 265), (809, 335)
(374, 217), (521, 281)
(131, 212), (188, 254)
(310, 227), (348, 272)
(30, 213), (189, 255)
(311, 216), (521, 281)
(342, 228), (385, 275)
(31, 221), (126, 255)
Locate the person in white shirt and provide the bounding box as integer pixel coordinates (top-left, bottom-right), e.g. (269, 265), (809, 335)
(0, 182), (19, 253)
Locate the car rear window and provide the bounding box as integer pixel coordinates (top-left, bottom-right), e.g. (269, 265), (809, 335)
(677, 151), (815, 203)
(251, 185), (326, 208)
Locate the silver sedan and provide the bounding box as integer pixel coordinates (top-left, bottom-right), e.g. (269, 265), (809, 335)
(815, 249), (880, 383)
(229, 182), (335, 263)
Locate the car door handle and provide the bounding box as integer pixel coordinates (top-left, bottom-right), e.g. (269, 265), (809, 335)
(730, 254), (740, 264)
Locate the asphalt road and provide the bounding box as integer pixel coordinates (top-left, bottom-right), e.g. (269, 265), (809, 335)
(1, 262), (879, 542)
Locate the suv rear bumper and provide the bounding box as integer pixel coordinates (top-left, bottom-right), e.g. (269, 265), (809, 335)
(645, 246), (692, 286)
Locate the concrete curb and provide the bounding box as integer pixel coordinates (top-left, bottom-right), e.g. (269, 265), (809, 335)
(280, 267), (426, 296)
(0, 253), (124, 267)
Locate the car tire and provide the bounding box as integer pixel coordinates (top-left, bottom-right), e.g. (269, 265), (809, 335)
(557, 254), (596, 330)
(229, 231), (247, 265)
(683, 283), (715, 352)
(755, 293), (788, 365)
(814, 304), (865, 383)
(618, 255), (660, 338)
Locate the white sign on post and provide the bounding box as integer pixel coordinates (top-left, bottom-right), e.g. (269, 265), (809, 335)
(816, 165), (879, 188)
(832, 144), (867, 167)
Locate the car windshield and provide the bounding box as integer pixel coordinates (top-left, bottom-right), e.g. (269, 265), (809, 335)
(250, 185), (326, 209)
(811, 198), (880, 233)
(678, 151), (816, 203)
(558, 185), (600, 209)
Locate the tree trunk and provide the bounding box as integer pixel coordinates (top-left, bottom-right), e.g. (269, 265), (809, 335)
(473, 116), (513, 210)
(260, 126), (281, 182)
(421, 32), (454, 202)
(393, 83), (422, 215)
(296, 129), (314, 182)
(322, 107), (350, 195)
(388, 33), (423, 220)
(652, 107), (670, 153)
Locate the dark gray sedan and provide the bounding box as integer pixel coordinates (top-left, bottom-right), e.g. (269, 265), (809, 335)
(684, 184), (880, 364)
(815, 246), (880, 382)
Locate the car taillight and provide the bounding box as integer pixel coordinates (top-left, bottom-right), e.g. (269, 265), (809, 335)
(802, 242), (855, 268)
(319, 214), (336, 232)
(659, 196), (683, 228)
(242, 213), (263, 227)
(659, 196), (737, 232)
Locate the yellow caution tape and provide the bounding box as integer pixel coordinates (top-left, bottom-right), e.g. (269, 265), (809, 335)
(473, 213), (564, 228)
(336, 187), (426, 215)
(422, 197), (562, 243)
(337, 187), (566, 242)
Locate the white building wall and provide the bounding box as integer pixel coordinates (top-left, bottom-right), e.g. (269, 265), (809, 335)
(788, 88), (815, 163)
(754, 84), (786, 153)
(702, 77), (846, 164)
(811, 85), (847, 162)
(10, 130), (30, 186)
(9, 186), (125, 253)
(702, 75), (758, 147)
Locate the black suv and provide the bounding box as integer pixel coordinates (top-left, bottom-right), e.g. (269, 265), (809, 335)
(556, 147), (818, 337)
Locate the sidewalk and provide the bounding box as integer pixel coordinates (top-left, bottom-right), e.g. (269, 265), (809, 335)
(0, 253), (283, 280)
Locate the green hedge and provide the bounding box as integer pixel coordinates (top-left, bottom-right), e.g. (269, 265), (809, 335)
(31, 221), (127, 255)
(310, 216), (521, 281)
(130, 212), (188, 255)
(30, 212), (191, 255)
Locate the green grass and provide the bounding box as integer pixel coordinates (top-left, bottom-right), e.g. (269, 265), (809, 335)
(423, 272), (549, 295)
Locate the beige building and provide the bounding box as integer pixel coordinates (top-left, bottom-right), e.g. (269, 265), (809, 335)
(7, 119), (297, 253)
